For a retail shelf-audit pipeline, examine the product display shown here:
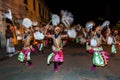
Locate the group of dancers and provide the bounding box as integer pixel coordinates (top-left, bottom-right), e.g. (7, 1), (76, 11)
(17, 19), (120, 72)
(3, 9), (119, 72)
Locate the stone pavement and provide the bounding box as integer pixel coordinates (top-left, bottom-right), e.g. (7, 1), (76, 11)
(0, 43), (23, 61)
(0, 47), (6, 60)
(0, 43), (120, 80)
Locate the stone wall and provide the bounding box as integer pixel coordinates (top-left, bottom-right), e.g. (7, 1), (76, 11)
(0, 0), (50, 47)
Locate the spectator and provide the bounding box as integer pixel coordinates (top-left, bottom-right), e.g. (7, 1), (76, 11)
(5, 25), (15, 57)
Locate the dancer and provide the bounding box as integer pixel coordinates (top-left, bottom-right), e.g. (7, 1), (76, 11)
(111, 30), (119, 56)
(18, 29), (34, 67)
(83, 21), (95, 51)
(88, 26), (109, 71)
(46, 26), (68, 72)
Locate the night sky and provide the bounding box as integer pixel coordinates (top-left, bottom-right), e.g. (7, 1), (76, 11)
(44, 0), (120, 26)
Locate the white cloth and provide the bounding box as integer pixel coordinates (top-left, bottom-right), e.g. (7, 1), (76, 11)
(16, 30), (22, 40)
(33, 31), (44, 40)
(107, 36), (113, 45)
(90, 38), (97, 47)
(67, 28), (77, 38)
(6, 38), (15, 53)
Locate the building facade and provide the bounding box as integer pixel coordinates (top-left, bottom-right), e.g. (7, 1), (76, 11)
(0, 0), (50, 48)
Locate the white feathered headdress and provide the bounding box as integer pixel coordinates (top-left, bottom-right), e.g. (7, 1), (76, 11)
(51, 14), (60, 26)
(61, 10), (74, 28)
(101, 20), (110, 28)
(67, 28), (77, 38)
(22, 18), (32, 28)
(85, 21), (95, 30)
(32, 21), (38, 26)
(33, 31), (45, 40)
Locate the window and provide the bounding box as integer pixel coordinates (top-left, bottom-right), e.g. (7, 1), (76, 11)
(39, 3), (41, 16)
(33, 0), (36, 11)
(24, 0), (28, 5)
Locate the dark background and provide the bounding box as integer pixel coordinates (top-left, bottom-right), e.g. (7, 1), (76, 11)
(44, 0), (120, 26)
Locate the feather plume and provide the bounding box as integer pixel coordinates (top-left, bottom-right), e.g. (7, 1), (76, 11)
(32, 21), (38, 26)
(101, 20), (110, 28)
(33, 31), (45, 40)
(61, 10), (74, 27)
(51, 14), (60, 26)
(4, 9), (12, 20)
(85, 21), (94, 29)
(22, 18), (32, 28)
(67, 28), (77, 38)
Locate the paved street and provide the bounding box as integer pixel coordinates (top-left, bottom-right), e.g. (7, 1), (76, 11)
(0, 43), (120, 80)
